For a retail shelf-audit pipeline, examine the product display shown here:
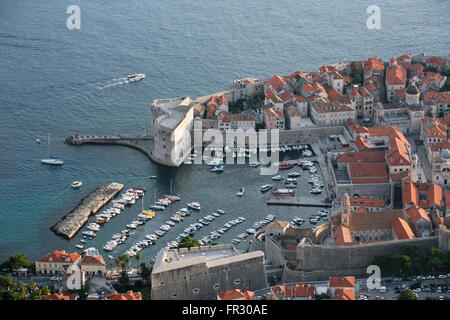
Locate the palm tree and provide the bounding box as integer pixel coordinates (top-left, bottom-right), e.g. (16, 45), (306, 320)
(114, 258), (121, 273)
(135, 253), (141, 273)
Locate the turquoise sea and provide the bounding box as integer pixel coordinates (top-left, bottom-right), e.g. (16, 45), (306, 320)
(0, 0), (448, 264)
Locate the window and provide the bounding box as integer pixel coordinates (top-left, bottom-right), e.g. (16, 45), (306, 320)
(193, 288), (200, 294)
(234, 279), (241, 285)
(213, 283), (220, 290)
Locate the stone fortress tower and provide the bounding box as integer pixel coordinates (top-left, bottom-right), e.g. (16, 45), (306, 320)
(406, 82), (420, 106)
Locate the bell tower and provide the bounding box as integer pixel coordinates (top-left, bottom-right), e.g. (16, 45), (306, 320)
(341, 193), (351, 227)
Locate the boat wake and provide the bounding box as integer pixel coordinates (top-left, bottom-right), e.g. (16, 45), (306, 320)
(97, 79), (129, 90)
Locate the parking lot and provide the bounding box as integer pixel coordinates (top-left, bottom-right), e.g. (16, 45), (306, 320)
(357, 275), (450, 300)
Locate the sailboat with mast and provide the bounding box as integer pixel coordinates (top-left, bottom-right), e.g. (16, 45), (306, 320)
(41, 134), (64, 165)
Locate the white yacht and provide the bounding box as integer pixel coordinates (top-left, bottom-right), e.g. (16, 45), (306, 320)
(272, 175), (284, 181)
(188, 202), (201, 210)
(127, 73), (145, 82)
(41, 134), (63, 165)
(260, 184), (273, 192)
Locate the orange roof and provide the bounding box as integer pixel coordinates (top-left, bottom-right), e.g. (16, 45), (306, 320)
(218, 289), (254, 300)
(426, 56), (445, 67)
(348, 162), (389, 179)
(334, 288), (355, 300)
(37, 250), (81, 264)
(206, 95), (217, 105)
(354, 136), (371, 150)
(271, 284), (315, 299)
(386, 65), (407, 86)
(81, 254), (106, 266)
(397, 54), (412, 62)
(217, 95), (228, 106)
(105, 291), (142, 300)
(350, 196), (386, 208)
(337, 151), (385, 164)
(302, 82), (315, 92)
(329, 276), (355, 288)
(333, 225), (352, 246)
(403, 182), (419, 206)
(391, 217), (415, 240)
(406, 205), (431, 223)
(42, 293), (70, 300)
(265, 74), (287, 91)
(445, 190), (450, 209)
(423, 92), (450, 105)
(428, 184), (443, 208)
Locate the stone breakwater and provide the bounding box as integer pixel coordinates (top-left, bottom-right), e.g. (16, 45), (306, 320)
(51, 182), (124, 239)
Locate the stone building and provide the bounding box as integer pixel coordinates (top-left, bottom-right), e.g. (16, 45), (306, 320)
(151, 245), (267, 300)
(310, 98), (355, 126)
(151, 97), (194, 166)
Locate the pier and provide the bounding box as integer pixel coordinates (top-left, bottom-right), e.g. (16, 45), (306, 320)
(51, 182), (124, 239)
(267, 195), (332, 207)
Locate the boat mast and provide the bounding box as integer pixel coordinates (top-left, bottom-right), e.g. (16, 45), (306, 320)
(47, 133), (50, 157)
(170, 179), (173, 195)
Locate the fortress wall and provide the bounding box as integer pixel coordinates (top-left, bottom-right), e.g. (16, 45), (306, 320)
(439, 226), (450, 251)
(151, 252), (267, 300)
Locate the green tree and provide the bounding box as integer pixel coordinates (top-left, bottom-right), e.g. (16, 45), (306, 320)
(423, 247), (444, 272)
(29, 288), (42, 300)
(0, 254), (33, 271)
(177, 236), (201, 249)
(78, 284), (90, 300)
(41, 286), (50, 296)
(139, 263), (151, 285)
(315, 293), (331, 300)
(391, 253), (411, 276)
(398, 289), (416, 300)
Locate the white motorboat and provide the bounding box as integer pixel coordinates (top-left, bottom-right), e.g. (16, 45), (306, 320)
(127, 73), (145, 82)
(249, 161), (260, 167)
(164, 195), (181, 201)
(237, 188), (245, 197)
(188, 202), (201, 210)
(71, 181), (82, 188)
(75, 244), (84, 249)
(217, 209), (225, 214)
(272, 175), (284, 181)
(149, 205), (165, 211)
(260, 184), (273, 192)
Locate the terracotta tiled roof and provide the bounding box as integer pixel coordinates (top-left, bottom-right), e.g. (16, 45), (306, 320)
(350, 196), (386, 208)
(445, 190), (450, 209)
(348, 162), (389, 180)
(105, 291), (142, 300)
(423, 92), (450, 105)
(386, 65), (407, 86)
(329, 276), (355, 288)
(354, 136), (371, 151)
(336, 151), (386, 163)
(81, 255), (106, 266)
(428, 184), (443, 208)
(406, 205), (431, 223)
(426, 56), (445, 67)
(334, 288), (355, 300)
(265, 74), (287, 91)
(42, 293), (70, 300)
(345, 209), (404, 231)
(391, 217), (415, 240)
(403, 182), (419, 206)
(37, 250), (81, 264)
(333, 225), (352, 246)
(218, 289), (254, 300)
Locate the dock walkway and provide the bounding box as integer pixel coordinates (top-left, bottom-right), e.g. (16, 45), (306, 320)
(51, 182), (124, 239)
(267, 195), (331, 207)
